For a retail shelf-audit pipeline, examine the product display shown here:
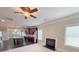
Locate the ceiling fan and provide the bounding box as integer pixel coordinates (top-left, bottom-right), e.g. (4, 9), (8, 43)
(15, 7), (38, 19)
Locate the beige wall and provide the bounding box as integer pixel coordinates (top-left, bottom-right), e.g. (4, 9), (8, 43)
(38, 13), (79, 52)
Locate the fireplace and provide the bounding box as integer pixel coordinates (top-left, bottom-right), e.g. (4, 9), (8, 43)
(46, 38), (56, 50)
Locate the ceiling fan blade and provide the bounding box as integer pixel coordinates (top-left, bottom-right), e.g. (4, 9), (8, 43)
(20, 7), (31, 12)
(30, 15), (37, 18)
(20, 7), (26, 11)
(26, 7), (30, 12)
(24, 16), (27, 19)
(30, 8), (38, 13)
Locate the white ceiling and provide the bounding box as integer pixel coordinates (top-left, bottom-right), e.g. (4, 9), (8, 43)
(0, 7), (79, 27)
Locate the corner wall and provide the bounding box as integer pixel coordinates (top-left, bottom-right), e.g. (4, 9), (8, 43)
(37, 13), (79, 52)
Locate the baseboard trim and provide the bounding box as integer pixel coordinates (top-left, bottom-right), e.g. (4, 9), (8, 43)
(57, 48), (68, 52)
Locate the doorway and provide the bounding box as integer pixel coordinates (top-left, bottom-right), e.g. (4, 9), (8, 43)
(38, 29), (43, 45)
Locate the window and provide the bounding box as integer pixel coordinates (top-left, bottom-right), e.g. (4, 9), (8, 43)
(21, 31), (26, 36)
(8, 29), (26, 38)
(38, 30), (43, 40)
(65, 26), (79, 48)
(11, 29), (21, 37)
(0, 31), (2, 37)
